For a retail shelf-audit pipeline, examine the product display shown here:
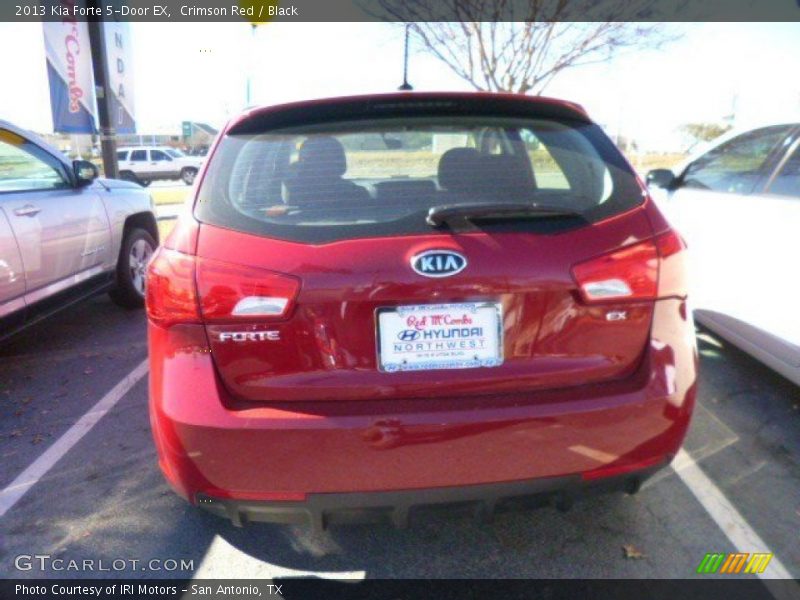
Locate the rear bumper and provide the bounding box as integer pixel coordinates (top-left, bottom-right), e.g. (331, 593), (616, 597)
(197, 461), (667, 530)
(148, 299), (697, 522)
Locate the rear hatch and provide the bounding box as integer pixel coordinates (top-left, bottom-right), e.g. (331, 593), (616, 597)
(192, 95), (659, 402)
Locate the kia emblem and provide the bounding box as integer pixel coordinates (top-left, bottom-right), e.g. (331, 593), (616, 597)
(411, 250), (467, 278)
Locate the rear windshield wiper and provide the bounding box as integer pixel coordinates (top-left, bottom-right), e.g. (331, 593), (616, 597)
(426, 203), (584, 228)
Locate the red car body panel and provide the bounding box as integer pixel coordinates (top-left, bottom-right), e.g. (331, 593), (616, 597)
(197, 206), (655, 403)
(146, 92), (697, 519)
(149, 293), (694, 497)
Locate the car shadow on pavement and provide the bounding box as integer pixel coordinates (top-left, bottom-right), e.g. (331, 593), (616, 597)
(0, 295), (147, 362)
(198, 469), (730, 579)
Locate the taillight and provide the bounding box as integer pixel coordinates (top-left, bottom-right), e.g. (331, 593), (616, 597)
(146, 249), (301, 326)
(195, 258), (300, 322)
(654, 229), (688, 300)
(572, 239), (658, 303)
(654, 229), (685, 259)
(571, 230), (687, 304)
(146, 248), (201, 326)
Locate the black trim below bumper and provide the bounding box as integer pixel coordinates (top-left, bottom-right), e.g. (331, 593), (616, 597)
(196, 461), (667, 530)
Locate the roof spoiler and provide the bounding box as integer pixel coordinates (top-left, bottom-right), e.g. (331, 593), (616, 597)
(227, 92), (592, 135)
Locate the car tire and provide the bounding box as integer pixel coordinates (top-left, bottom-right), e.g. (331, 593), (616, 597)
(139, 179), (152, 187)
(181, 167), (198, 186)
(109, 227), (157, 309)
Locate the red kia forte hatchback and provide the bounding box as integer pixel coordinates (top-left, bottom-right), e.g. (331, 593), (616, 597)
(146, 92), (697, 529)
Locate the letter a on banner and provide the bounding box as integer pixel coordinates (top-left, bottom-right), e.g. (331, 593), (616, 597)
(43, 8), (98, 133)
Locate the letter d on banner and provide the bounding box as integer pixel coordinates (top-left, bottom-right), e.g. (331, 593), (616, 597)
(43, 16), (98, 133)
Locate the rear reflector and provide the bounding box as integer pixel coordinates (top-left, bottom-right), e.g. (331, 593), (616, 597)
(196, 258), (300, 322)
(581, 455), (665, 481)
(200, 489), (307, 502)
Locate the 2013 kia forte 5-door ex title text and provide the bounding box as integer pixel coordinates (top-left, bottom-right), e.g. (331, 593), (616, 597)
(145, 92), (697, 529)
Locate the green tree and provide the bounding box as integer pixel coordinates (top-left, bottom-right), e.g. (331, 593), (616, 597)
(680, 123), (732, 144)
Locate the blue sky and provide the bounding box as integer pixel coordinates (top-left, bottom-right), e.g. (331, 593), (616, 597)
(1, 21), (799, 151)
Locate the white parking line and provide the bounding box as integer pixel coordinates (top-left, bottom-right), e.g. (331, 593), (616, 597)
(671, 448), (795, 582)
(0, 359), (148, 519)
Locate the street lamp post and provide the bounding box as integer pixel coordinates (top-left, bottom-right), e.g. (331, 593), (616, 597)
(246, 23), (257, 106)
(398, 24), (413, 91)
(87, 2), (118, 178)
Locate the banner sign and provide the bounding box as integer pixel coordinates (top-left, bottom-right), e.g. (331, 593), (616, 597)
(42, 14), (97, 133)
(103, 21), (136, 133)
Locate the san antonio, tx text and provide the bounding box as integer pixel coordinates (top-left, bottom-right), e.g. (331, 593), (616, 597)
(16, 584), (283, 596)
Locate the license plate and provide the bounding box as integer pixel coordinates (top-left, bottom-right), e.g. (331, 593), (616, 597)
(376, 302), (503, 373)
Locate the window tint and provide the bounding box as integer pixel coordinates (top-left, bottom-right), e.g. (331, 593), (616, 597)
(130, 150), (147, 161)
(196, 117), (640, 244)
(117, 150), (129, 161)
(682, 125), (793, 194)
(768, 143), (800, 198)
(0, 129), (68, 193)
(150, 150), (169, 161)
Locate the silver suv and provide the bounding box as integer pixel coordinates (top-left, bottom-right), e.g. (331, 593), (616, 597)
(117, 146), (203, 186)
(0, 120), (158, 340)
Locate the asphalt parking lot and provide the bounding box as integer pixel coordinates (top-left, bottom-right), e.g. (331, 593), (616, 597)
(0, 294), (798, 582)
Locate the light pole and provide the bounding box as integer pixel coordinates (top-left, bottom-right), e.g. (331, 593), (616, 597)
(87, 1), (118, 178)
(246, 23), (257, 106)
(398, 24), (413, 91)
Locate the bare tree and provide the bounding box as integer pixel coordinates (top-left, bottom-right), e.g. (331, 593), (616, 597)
(680, 122), (732, 144)
(373, 0), (681, 94)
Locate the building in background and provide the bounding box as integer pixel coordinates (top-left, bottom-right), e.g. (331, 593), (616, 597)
(181, 121), (218, 154)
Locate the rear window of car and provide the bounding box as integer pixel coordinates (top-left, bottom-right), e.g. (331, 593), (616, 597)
(195, 116), (642, 244)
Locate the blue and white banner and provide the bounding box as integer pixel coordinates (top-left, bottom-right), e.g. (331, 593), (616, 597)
(103, 21), (136, 134)
(43, 16), (97, 133)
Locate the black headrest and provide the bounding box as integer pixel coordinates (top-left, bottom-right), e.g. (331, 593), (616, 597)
(296, 136), (347, 178)
(481, 154), (534, 188)
(438, 147), (481, 191)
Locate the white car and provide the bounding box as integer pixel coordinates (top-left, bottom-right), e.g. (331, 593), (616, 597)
(0, 120), (158, 340)
(647, 122), (800, 385)
(117, 146), (203, 186)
